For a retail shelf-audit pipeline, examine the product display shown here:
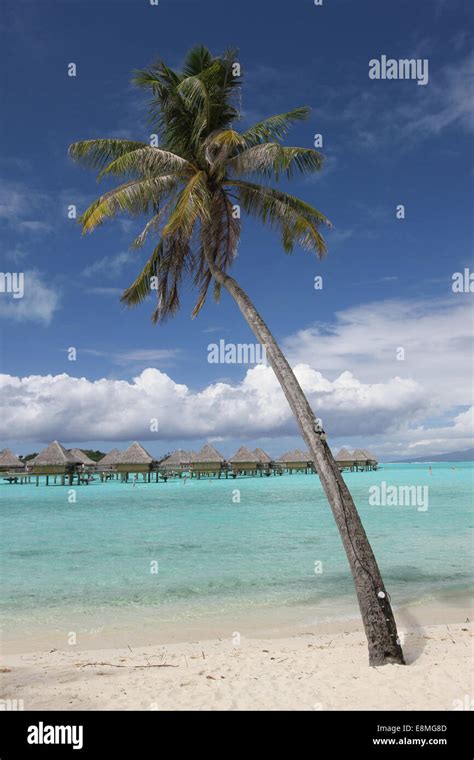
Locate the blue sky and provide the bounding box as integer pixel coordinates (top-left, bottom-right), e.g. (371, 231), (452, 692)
(0, 0), (473, 459)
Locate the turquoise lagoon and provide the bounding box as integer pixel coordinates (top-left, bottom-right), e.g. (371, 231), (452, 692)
(0, 462), (472, 651)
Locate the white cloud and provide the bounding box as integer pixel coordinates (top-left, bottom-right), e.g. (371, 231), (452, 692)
(18, 220), (53, 233)
(387, 406), (474, 459)
(403, 51), (474, 138)
(0, 361), (428, 445)
(82, 252), (132, 279)
(325, 51), (474, 151)
(81, 348), (180, 366)
(0, 184), (24, 219)
(0, 180), (51, 234)
(0, 180), (86, 239)
(0, 296), (472, 456)
(0, 270), (60, 325)
(283, 297), (474, 411)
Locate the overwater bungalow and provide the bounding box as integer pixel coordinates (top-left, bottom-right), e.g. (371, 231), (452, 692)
(361, 449), (378, 469)
(277, 449), (313, 473)
(228, 446), (260, 476)
(116, 442), (156, 481)
(335, 447), (356, 471)
(95, 448), (122, 480)
(253, 447), (273, 474)
(96, 448), (122, 470)
(276, 450), (292, 472)
(1, 437), (380, 487)
(192, 443), (225, 478)
(352, 448), (372, 471)
(160, 449), (192, 474)
(68, 448), (97, 468)
(28, 440), (77, 485)
(31, 440), (76, 472)
(0, 448), (25, 472)
(334, 447), (378, 471)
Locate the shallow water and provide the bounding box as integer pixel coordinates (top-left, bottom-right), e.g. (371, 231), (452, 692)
(1, 462), (472, 650)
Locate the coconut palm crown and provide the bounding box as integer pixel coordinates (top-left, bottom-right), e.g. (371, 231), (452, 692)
(69, 45), (331, 323)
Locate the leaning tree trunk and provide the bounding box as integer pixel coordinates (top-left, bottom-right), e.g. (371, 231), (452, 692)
(204, 254), (404, 666)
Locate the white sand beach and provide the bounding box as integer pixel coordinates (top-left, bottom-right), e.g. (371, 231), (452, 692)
(1, 603), (472, 711)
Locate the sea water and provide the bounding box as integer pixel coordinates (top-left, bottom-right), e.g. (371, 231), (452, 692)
(0, 463), (472, 651)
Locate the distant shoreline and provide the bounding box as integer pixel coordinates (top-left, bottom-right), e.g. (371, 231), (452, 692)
(385, 450), (474, 464)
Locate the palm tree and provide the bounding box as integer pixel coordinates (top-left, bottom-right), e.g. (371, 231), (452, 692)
(69, 46), (404, 666)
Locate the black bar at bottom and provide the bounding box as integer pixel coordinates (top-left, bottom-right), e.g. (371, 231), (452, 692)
(0, 710), (471, 757)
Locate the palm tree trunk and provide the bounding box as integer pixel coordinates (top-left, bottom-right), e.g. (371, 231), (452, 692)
(205, 254), (404, 666)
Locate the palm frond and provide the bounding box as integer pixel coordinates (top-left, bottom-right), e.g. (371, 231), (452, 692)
(201, 129), (246, 174)
(133, 60), (181, 95)
(121, 232), (191, 324)
(80, 175), (178, 232)
(191, 189), (239, 318)
(226, 143), (281, 178)
(98, 146), (194, 181)
(240, 108), (310, 148)
(129, 195), (177, 249)
(150, 233), (191, 323)
(121, 240), (163, 307)
(228, 144), (323, 179)
(68, 139), (147, 172)
(182, 45), (214, 77)
(162, 171), (211, 238)
(73, 49), (333, 328)
(228, 179), (331, 257)
(133, 50), (240, 161)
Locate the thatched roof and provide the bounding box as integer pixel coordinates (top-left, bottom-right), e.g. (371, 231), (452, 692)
(335, 447), (355, 462)
(253, 447), (272, 463)
(193, 443), (225, 463)
(118, 441), (154, 464)
(98, 448), (122, 466)
(188, 450), (199, 462)
(362, 449), (378, 462)
(289, 449), (311, 462)
(161, 449), (191, 467)
(68, 448), (96, 466)
(33, 441), (76, 466)
(229, 445), (260, 463)
(276, 449), (308, 463)
(0, 448), (25, 468)
(352, 448), (369, 461)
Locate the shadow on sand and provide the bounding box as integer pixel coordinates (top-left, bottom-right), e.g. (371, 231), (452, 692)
(396, 608), (428, 664)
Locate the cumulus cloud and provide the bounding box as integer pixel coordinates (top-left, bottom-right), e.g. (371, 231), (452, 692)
(283, 297), (474, 411)
(367, 405), (474, 460)
(407, 405), (474, 451)
(0, 361), (427, 444)
(0, 296), (472, 455)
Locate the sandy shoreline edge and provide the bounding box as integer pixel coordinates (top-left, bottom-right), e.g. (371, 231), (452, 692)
(1, 599), (472, 710)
